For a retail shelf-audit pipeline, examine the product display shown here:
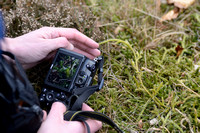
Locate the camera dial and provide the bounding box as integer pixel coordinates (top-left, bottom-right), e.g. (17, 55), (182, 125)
(86, 64), (96, 72)
(46, 92), (55, 102)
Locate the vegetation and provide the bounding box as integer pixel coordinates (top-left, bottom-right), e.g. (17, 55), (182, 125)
(1, 0), (200, 132)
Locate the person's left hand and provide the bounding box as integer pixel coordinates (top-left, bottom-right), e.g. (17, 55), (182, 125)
(2, 27), (100, 69)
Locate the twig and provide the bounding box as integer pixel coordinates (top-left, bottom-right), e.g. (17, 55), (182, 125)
(175, 108), (194, 133)
(96, 18), (137, 27)
(177, 81), (200, 98)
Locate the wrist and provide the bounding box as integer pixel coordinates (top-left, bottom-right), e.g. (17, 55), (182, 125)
(1, 37), (14, 53)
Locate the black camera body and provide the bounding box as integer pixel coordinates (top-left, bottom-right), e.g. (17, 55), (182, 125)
(39, 48), (103, 111)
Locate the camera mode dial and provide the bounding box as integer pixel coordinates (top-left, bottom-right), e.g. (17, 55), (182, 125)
(86, 64), (96, 72)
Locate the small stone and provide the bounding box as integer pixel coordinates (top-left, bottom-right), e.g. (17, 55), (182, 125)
(150, 118), (158, 125)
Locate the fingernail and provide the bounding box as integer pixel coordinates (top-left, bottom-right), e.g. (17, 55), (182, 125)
(68, 42), (74, 50)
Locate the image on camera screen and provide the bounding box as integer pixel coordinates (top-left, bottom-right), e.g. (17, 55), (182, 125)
(47, 53), (80, 89)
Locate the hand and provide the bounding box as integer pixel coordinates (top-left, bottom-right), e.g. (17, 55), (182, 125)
(2, 27), (100, 69)
(37, 102), (102, 133)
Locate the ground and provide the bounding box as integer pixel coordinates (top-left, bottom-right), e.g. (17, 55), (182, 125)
(2, 0), (200, 132)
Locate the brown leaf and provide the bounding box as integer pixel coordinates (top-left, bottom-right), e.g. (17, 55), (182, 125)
(160, 7), (180, 22)
(114, 25), (124, 35)
(175, 45), (184, 58)
(141, 67), (153, 73)
(167, 0), (196, 9)
(138, 120), (143, 129)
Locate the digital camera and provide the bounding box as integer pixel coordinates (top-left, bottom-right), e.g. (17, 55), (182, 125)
(39, 48), (104, 111)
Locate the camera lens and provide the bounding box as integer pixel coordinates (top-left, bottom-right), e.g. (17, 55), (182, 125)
(46, 92), (55, 102)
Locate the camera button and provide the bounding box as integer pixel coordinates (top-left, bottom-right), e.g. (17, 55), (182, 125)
(56, 93), (61, 98)
(42, 88), (47, 93)
(78, 78), (83, 84)
(79, 71), (86, 76)
(86, 64), (96, 71)
(46, 92), (55, 102)
(55, 98), (59, 102)
(90, 64), (96, 71)
(39, 97), (45, 102)
(61, 94), (66, 100)
(86, 64), (90, 68)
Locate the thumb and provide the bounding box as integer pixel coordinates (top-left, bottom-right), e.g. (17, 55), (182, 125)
(47, 102), (67, 122)
(46, 37), (74, 51)
(42, 110), (47, 121)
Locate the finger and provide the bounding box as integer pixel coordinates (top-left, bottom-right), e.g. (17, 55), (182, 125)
(69, 40), (101, 57)
(47, 102), (67, 122)
(82, 103), (94, 111)
(81, 104), (102, 132)
(85, 119), (102, 133)
(44, 50), (57, 61)
(53, 28), (99, 49)
(42, 110), (47, 121)
(73, 47), (97, 59)
(45, 37), (74, 52)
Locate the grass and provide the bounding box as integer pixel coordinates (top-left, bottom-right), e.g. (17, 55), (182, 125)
(2, 0), (200, 132)
(85, 0), (200, 132)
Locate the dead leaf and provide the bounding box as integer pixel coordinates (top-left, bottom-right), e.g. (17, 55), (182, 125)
(181, 72), (186, 77)
(138, 120), (143, 129)
(175, 45), (184, 58)
(160, 7), (180, 22)
(114, 25), (124, 35)
(141, 67), (153, 73)
(160, 0), (195, 22)
(95, 21), (102, 27)
(167, 0), (196, 9)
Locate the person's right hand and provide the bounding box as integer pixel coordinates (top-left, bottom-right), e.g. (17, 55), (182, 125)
(37, 102), (102, 133)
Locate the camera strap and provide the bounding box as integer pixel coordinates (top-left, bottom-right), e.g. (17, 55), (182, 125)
(64, 57), (124, 133)
(64, 111), (124, 133)
(70, 56), (104, 111)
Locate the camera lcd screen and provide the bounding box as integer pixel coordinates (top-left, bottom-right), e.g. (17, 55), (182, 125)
(47, 53), (81, 89)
